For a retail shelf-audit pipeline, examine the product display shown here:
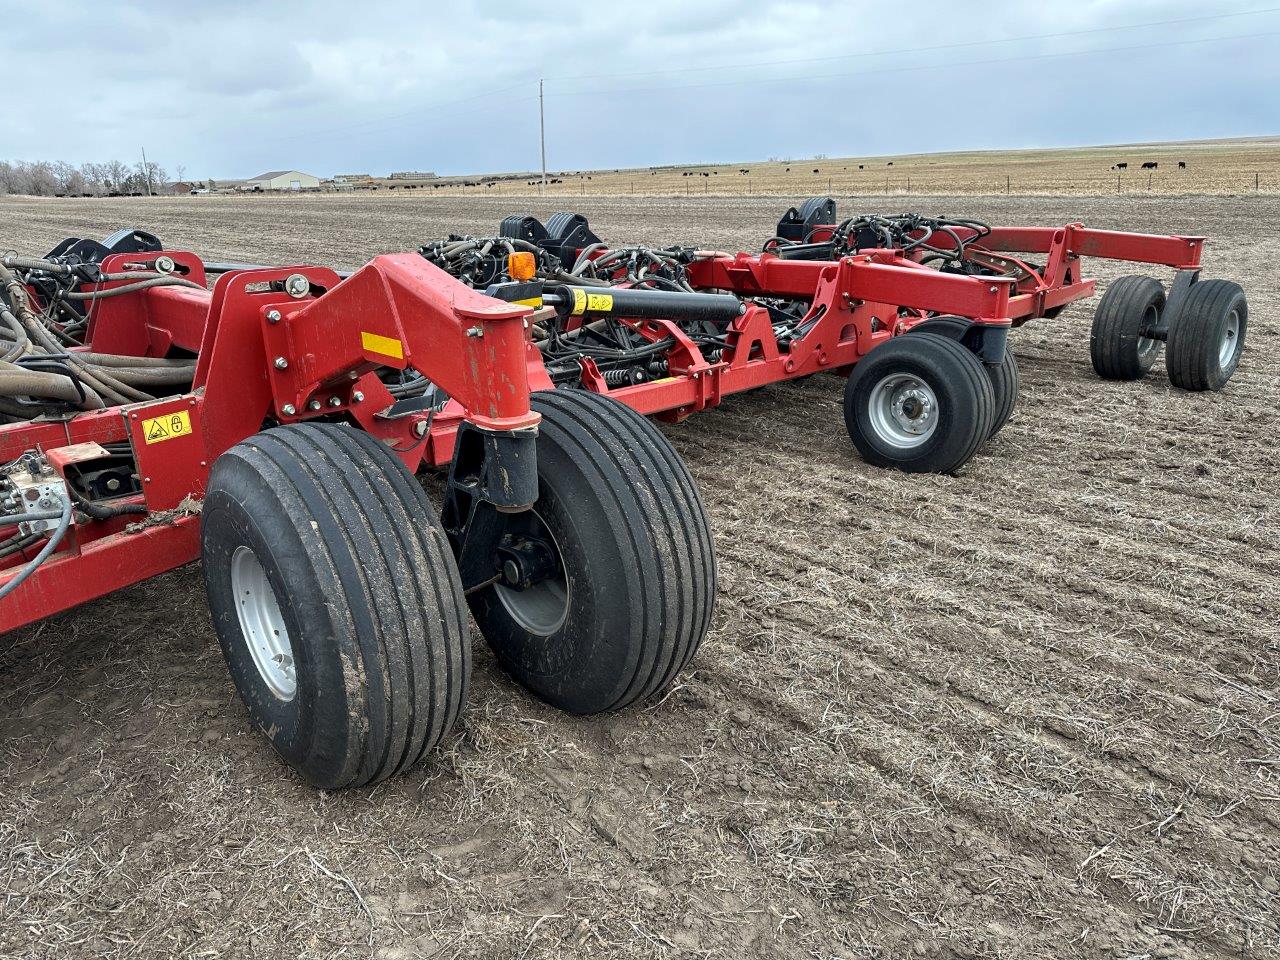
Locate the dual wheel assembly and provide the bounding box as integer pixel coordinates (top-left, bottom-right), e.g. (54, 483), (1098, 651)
(200, 391), (715, 789)
(843, 318), (1019, 474)
(1089, 275), (1247, 390)
(842, 274), (1247, 474)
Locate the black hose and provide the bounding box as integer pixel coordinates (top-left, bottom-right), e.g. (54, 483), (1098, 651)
(0, 495), (72, 601)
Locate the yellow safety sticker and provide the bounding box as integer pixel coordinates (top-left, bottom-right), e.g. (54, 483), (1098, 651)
(587, 292), (614, 313)
(572, 288), (587, 315)
(142, 410), (193, 444)
(513, 296), (544, 307)
(361, 330), (404, 359)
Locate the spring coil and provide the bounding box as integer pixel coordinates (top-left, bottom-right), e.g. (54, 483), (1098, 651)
(603, 367), (645, 387)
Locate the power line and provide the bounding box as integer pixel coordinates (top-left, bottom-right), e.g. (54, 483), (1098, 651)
(233, 5), (1280, 154)
(545, 29), (1279, 99)
(546, 5), (1280, 84)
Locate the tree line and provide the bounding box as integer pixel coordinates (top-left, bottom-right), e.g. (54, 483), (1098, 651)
(0, 159), (182, 197)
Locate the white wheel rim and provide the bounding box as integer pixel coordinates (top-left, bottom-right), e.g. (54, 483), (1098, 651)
(231, 546), (296, 701)
(1137, 305), (1160, 363)
(494, 509), (569, 636)
(1219, 309), (1241, 367)
(868, 373), (939, 449)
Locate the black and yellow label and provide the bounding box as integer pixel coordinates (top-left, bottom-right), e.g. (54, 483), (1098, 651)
(142, 410), (193, 444)
(570, 289), (614, 315)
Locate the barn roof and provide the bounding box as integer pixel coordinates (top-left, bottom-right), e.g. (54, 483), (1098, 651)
(248, 170), (313, 181)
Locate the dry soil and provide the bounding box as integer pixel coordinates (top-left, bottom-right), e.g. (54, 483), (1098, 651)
(1, 192), (1278, 959)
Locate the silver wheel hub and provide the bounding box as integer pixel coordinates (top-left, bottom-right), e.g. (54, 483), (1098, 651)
(868, 373), (939, 449)
(1137, 304), (1160, 363)
(231, 545), (296, 701)
(1219, 309), (1240, 367)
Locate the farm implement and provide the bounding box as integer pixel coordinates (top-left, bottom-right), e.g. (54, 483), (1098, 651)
(0, 201), (1247, 787)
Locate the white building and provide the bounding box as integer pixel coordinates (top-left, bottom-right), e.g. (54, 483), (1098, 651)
(244, 170), (321, 191)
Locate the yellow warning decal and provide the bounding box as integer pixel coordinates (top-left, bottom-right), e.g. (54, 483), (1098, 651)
(586, 292), (613, 313)
(513, 296), (544, 308)
(571, 288), (587, 315)
(142, 410), (193, 445)
(361, 331), (404, 359)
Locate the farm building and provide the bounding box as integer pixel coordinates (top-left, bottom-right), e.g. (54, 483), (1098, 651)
(243, 170), (320, 191)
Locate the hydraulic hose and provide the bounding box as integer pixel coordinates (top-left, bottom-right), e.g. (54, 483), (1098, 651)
(0, 494), (72, 601)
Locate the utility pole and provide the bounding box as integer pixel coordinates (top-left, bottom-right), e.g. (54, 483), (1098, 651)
(141, 146), (152, 196)
(539, 79), (547, 193)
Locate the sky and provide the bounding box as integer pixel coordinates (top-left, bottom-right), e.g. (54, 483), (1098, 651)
(2, 0), (1278, 180)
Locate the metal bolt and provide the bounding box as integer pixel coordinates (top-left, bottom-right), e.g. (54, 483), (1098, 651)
(274, 356), (288, 369)
(308, 399), (322, 411)
(414, 421), (428, 437)
(465, 325), (483, 338)
(154, 255), (175, 274)
(282, 404), (296, 416)
(284, 274), (310, 298)
(328, 396), (341, 407)
(352, 391), (364, 403)
(266, 309), (282, 324)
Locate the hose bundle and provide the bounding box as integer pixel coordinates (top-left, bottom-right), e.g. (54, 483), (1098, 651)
(765, 213), (995, 270)
(0, 255), (201, 421)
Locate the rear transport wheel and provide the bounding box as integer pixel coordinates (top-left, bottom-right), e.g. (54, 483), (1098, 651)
(1090, 275), (1164, 381)
(202, 423), (470, 789)
(1165, 279), (1247, 391)
(468, 390), (716, 715)
(843, 333), (994, 474)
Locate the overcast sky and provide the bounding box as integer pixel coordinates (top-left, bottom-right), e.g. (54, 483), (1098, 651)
(4, 0), (1278, 180)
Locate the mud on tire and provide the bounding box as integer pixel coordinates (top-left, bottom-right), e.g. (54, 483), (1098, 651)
(468, 390), (716, 715)
(844, 333), (995, 474)
(1090, 275), (1164, 381)
(202, 423), (470, 789)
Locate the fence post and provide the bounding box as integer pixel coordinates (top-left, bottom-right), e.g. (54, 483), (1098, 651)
(1117, 173), (1121, 194)
(1006, 174), (1010, 194)
(1257, 172), (1261, 191)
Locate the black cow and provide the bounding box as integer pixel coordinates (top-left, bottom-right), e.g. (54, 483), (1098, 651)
(1114, 162), (1128, 171)
(858, 164), (865, 170)
(1141, 161), (1158, 170)
(812, 168), (820, 174)
(886, 161), (894, 166)
(1178, 161), (1187, 169)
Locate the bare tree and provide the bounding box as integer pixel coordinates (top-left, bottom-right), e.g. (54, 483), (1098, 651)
(104, 159), (129, 194)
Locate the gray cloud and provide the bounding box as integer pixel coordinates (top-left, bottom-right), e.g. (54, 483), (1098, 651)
(3, 0), (1276, 179)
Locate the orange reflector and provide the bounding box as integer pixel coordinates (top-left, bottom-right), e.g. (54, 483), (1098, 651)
(508, 252), (536, 281)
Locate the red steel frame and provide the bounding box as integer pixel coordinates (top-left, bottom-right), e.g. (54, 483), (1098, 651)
(0, 222), (1206, 630)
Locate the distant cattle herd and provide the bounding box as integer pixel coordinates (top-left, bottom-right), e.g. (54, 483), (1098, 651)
(1113, 160), (1187, 171)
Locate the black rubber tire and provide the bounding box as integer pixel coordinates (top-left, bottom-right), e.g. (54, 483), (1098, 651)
(1165, 279), (1247, 391)
(843, 333), (995, 474)
(986, 345), (1020, 438)
(202, 424), (470, 789)
(469, 390), (716, 715)
(908, 316), (1018, 438)
(1090, 275), (1164, 380)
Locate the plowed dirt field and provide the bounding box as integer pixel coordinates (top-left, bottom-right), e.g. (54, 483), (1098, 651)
(2, 192), (1277, 959)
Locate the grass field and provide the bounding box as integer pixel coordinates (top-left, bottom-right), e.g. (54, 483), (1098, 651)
(0, 190), (1278, 959)
(387, 136), (1280, 199)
